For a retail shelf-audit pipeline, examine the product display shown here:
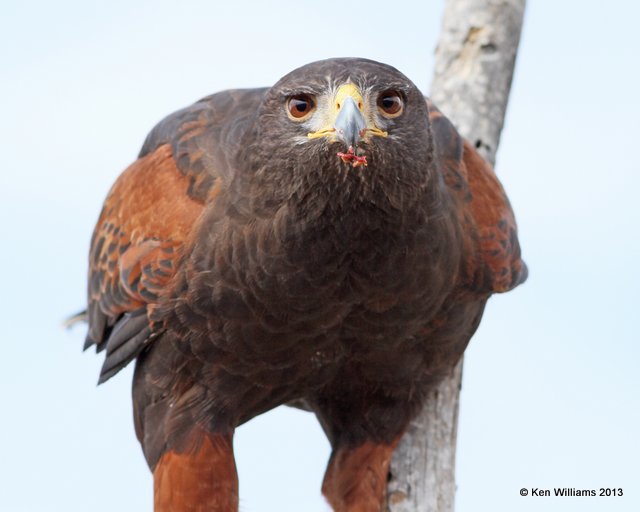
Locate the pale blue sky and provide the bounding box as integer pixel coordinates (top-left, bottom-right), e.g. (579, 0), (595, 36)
(1, 1), (638, 511)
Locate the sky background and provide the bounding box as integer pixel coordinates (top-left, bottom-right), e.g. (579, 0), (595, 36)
(1, 0), (638, 511)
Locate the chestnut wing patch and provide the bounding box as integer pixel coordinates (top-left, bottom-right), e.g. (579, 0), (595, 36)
(461, 140), (528, 292)
(428, 100), (527, 294)
(86, 144), (207, 382)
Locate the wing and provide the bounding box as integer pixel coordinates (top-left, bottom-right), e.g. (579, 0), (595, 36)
(427, 99), (528, 294)
(86, 145), (206, 383)
(86, 89), (266, 383)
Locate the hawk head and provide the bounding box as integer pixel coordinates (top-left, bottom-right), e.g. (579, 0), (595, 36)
(235, 58), (438, 215)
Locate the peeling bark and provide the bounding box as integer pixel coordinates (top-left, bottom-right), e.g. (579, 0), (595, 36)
(386, 1), (526, 510)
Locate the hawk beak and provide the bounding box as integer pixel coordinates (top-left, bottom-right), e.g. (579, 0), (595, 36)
(306, 83), (388, 167)
(334, 96), (366, 149)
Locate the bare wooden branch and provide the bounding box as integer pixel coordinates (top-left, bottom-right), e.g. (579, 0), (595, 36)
(431, 0), (527, 165)
(386, 1), (526, 510)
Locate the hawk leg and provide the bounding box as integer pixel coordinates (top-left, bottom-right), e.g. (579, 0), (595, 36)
(322, 438), (400, 512)
(153, 429), (238, 512)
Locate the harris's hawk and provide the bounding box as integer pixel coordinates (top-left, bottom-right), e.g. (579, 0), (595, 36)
(83, 58), (526, 511)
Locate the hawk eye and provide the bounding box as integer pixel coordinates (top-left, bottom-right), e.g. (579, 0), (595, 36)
(287, 94), (316, 120)
(377, 90), (404, 117)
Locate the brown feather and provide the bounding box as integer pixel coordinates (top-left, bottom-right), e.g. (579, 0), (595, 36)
(322, 438), (401, 512)
(428, 99), (527, 293)
(86, 144), (206, 343)
(153, 429), (238, 512)
(462, 139), (527, 291)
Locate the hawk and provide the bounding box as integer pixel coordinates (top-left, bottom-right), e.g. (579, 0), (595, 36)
(83, 57), (526, 511)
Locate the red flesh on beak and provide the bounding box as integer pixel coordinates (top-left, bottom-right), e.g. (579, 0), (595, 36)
(337, 146), (368, 168)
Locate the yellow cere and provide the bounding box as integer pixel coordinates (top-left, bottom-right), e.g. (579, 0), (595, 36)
(333, 83), (364, 113)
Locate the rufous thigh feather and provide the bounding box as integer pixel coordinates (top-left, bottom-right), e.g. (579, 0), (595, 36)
(153, 430), (238, 512)
(322, 439), (400, 512)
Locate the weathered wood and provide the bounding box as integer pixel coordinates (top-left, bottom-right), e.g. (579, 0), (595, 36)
(430, 0), (527, 166)
(386, 1), (526, 510)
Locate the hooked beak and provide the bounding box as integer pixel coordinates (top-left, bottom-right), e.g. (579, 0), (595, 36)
(306, 83), (388, 167)
(334, 96), (366, 149)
